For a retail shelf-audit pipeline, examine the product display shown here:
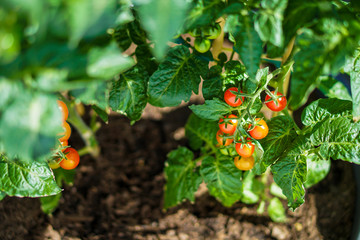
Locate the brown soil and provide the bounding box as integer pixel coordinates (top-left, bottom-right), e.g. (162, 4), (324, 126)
(0, 106), (356, 240)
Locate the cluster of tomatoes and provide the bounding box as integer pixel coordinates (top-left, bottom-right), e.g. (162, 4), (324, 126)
(216, 87), (287, 171)
(48, 100), (80, 170)
(190, 23), (221, 53)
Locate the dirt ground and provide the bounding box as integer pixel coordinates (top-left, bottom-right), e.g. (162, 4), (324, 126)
(0, 105), (356, 240)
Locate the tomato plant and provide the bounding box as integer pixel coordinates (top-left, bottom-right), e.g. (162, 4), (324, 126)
(0, 0), (359, 220)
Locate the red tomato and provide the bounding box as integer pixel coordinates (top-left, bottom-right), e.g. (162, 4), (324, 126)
(235, 138), (255, 158)
(59, 148), (80, 170)
(219, 114), (238, 134)
(224, 87), (244, 107)
(58, 121), (71, 142)
(248, 118), (269, 140)
(265, 91), (287, 112)
(234, 156), (255, 171)
(57, 100), (69, 121)
(216, 130), (233, 146)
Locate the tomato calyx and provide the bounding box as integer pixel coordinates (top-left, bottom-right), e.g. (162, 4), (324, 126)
(204, 23), (221, 39)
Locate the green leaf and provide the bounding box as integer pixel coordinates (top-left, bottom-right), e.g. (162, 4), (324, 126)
(40, 193), (62, 214)
(268, 197), (286, 223)
(134, 0), (189, 59)
(185, 114), (218, 150)
(289, 13), (360, 110)
(185, 0), (226, 30)
(116, 0), (135, 25)
(240, 171), (264, 204)
(253, 116), (297, 175)
(0, 155), (61, 197)
(347, 49), (360, 119)
(271, 136), (310, 210)
(66, 0), (117, 46)
(86, 42), (135, 79)
(127, 20), (148, 45)
(257, 200), (265, 214)
(288, 31), (326, 110)
(0, 191), (6, 201)
(135, 44), (159, 76)
(91, 105), (109, 123)
(254, 0), (287, 47)
(270, 182), (286, 199)
(164, 147), (202, 209)
(189, 99), (232, 121)
(301, 98), (352, 127)
(40, 167), (76, 214)
(109, 66), (148, 121)
(304, 157), (330, 188)
(113, 25), (132, 51)
(310, 117), (360, 164)
(231, 12), (263, 80)
(282, 0), (326, 47)
(317, 76), (351, 101)
(148, 45), (208, 107)
(245, 67), (268, 94)
(200, 156), (243, 207)
(70, 81), (109, 110)
(224, 60), (248, 84)
(0, 90), (62, 161)
(0, 78), (21, 111)
(202, 65), (223, 100)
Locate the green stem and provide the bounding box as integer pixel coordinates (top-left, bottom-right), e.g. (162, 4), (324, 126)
(61, 98), (100, 158)
(229, 50), (235, 61)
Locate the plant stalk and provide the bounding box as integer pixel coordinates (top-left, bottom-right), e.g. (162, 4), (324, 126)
(61, 98), (100, 158)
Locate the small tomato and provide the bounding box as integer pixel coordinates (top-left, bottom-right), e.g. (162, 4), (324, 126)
(219, 114), (238, 135)
(234, 156), (255, 171)
(265, 91), (287, 112)
(57, 100), (69, 121)
(216, 130), (233, 146)
(235, 139), (255, 158)
(194, 38), (211, 53)
(59, 148), (80, 170)
(224, 87), (244, 107)
(248, 118), (268, 140)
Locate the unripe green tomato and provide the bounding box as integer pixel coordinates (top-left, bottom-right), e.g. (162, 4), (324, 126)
(189, 28), (201, 37)
(194, 38), (211, 53)
(219, 148), (230, 156)
(205, 24), (221, 39)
